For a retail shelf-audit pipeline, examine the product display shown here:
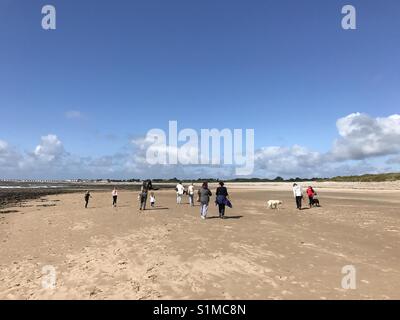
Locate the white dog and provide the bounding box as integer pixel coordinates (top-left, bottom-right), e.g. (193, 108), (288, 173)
(267, 200), (283, 209)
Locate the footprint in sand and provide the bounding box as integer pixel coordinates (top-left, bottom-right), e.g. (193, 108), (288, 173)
(71, 221), (93, 231)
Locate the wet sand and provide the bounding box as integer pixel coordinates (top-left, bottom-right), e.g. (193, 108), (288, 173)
(0, 189), (77, 209)
(1, 184), (400, 300)
(0, 183), (173, 209)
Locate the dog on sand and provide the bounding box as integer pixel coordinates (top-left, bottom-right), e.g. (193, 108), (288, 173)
(267, 200), (283, 209)
(312, 195), (320, 207)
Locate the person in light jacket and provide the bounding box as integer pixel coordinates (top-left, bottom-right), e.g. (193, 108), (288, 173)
(176, 181), (185, 204)
(188, 183), (195, 206)
(292, 183), (303, 210)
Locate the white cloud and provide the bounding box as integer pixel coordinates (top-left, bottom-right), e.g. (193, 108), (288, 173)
(331, 113), (400, 161)
(0, 140), (21, 169)
(253, 145), (324, 178)
(123, 137), (234, 179)
(250, 113), (400, 178)
(65, 110), (83, 119)
(33, 134), (65, 162)
(1, 113), (400, 179)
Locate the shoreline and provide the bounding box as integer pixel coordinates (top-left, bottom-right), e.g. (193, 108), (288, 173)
(0, 183), (176, 209)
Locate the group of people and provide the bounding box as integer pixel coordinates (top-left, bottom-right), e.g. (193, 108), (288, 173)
(84, 179), (232, 220)
(84, 187), (120, 208)
(84, 182), (153, 210)
(292, 183), (320, 210)
(175, 181), (231, 219)
(84, 180), (319, 215)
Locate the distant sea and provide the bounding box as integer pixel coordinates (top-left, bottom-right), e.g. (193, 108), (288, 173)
(0, 181), (74, 189)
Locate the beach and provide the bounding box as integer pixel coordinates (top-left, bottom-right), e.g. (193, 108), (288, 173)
(1, 182), (400, 300)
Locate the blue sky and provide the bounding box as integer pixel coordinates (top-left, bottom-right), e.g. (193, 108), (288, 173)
(1, 0), (400, 179)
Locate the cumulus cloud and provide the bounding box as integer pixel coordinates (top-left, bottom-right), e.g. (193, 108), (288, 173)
(125, 137), (189, 178)
(250, 113), (400, 178)
(0, 140), (21, 169)
(33, 134), (65, 162)
(0, 135), (69, 179)
(254, 145), (324, 178)
(1, 113), (400, 179)
(125, 136), (232, 179)
(331, 113), (400, 161)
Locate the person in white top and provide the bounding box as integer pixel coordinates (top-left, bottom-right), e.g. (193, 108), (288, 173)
(292, 183), (303, 210)
(176, 181), (185, 204)
(112, 188), (118, 207)
(150, 192), (156, 207)
(187, 183), (195, 206)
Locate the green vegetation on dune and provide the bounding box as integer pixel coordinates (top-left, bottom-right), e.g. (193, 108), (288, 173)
(166, 173), (400, 183)
(326, 173), (400, 182)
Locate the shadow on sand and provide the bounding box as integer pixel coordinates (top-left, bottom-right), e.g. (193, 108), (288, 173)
(145, 207), (170, 211)
(207, 215), (243, 220)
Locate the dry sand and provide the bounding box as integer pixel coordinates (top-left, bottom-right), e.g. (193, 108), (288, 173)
(1, 183), (400, 300)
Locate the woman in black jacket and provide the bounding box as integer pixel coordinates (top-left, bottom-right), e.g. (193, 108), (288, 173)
(216, 181), (229, 219)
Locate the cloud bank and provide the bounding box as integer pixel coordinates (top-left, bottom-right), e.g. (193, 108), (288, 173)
(1, 113), (400, 179)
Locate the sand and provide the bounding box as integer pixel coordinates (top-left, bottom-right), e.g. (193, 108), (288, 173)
(1, 183), (400, 300)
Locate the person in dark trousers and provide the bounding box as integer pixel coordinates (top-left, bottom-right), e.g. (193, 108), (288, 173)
(306, 186), (315, 208)
(216, 181), (229, 219)
(292, 183), (303, 210)
(198, 182), (212, 219)
(139, 179), (153, 211)
(84, 191), (92, 208)
(112, 187), (118, 207)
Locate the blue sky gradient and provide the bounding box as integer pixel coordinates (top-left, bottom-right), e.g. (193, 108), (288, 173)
(1, 0), (400, 179)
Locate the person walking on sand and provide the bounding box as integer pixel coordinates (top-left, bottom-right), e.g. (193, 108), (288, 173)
(139, 180), (151, 211)
(188, 183), (195, 206)
(176, 181), (185, 204)
(216, 181), (229, 219)
(198, 182), (212, 219)
(84, 191), (92, 208)
(292, 183), (303, 210)
(306, 186), (315, 208)
(112, 187), (118, 207)
(150, 192), (156, 208)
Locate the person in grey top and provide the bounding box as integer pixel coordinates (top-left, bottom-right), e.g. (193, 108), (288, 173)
(198, 181), (212, 219)
(139, 179), (152, 211)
